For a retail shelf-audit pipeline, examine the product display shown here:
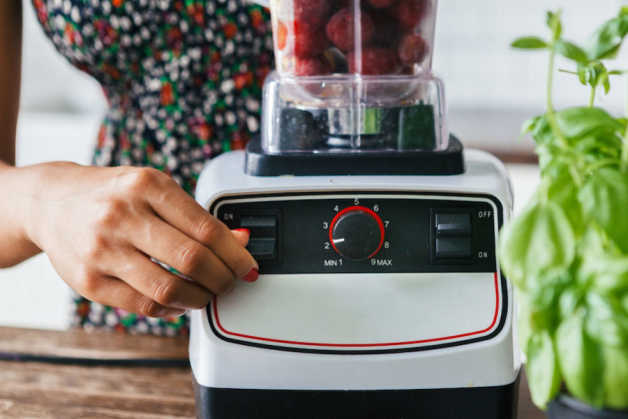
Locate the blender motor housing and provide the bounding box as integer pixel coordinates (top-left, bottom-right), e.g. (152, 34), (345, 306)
(190, 149), (521, 419)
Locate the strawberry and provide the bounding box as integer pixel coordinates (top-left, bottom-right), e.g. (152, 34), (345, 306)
(347, 47), (400, 75)
(295, 56), (333, 76)
(294, 0), (331, 28)
(326, 7), (375, 52)
(391, 0), (427, 30)
(294, 21), (330, 58)
(398, 33), (428, 65)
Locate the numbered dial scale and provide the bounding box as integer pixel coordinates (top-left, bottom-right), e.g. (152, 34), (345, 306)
(214, 194), (500, 275)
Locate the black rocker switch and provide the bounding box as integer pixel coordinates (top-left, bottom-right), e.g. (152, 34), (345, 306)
(240, 215), (278, 261)
(435, 213), (471, 237)
(246, 238), (276, 260)
(434, 212), (472, 259)
(435, 237), (472, 258)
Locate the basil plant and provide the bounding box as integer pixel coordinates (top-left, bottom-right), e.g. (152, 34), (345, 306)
(499, 9), (628, 411)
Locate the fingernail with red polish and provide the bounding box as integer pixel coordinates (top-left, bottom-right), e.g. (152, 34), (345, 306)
(243, 268), (259, 283)
(234, 228), (251, 235)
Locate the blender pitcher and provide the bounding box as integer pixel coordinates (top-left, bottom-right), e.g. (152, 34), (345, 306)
(256, 0), (447, 153)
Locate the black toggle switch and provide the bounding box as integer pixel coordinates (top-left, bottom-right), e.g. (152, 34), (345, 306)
(239, 215), (278, 261)
(246, 238), (276, 260)
(435, 237), (472, 259)
(435, 213), (471, 236)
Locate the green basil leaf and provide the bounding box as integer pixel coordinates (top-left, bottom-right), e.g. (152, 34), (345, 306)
(555, 40), (589, 63)
(518, 292), (534, 349)
(526, 331), (562, 409)
(555, 107), (624, 140)
(577, 63), (588, 85)
(546, 11), (563, 41)
(511, 37), (548, 50)
(600, 71), (611, 94)
(556, 310), (605, 408)
(587, 14), (628, 60)
(499, 201), (575, 289)
(579, 167), (628, 253)
(528, 270), (571, 332)
(572, 134), (623, 159)
(579, 62), (610, 91)
(585, 292), (628, 346)
(524, 115), (554, 146)
(521, 116), (544, 135)
(546, 166), (584, 232)
(559, 286), (585, 320)
(580, 251), (628, 295)
(601, 345), (628, 409)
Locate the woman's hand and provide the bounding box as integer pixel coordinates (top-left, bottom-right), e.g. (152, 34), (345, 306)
(23, 162), (258, 318)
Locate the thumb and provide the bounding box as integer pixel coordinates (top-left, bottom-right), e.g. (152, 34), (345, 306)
(231, 228), (251, 247)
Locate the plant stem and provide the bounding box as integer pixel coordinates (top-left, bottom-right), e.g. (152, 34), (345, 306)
(547, 47), (557, 113)
(545, 44), (584, 186)
(622, 76), (628, 171)
(589, 86), (597, 108)
(546, 45), (569, 150)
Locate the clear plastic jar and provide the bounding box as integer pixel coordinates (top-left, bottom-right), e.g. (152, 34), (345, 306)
(258, 0), (447, 154)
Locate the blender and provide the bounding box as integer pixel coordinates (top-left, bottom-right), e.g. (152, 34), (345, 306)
(190, 0), (521, 417)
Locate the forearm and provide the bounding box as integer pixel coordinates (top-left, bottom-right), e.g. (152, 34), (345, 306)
(0, 161), (42, 267)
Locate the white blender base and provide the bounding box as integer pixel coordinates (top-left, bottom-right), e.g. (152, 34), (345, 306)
(190, 149), (520, 418)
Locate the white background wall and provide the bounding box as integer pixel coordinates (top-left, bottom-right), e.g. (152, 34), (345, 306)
(1, 0), (626, 329)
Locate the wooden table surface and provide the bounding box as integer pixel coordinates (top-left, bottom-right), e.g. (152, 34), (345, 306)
(0, 327), (545, 419)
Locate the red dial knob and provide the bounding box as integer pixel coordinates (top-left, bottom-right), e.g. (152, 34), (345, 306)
(329, 206), (385, 261)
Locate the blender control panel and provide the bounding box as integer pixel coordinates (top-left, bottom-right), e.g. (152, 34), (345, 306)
(212, 193), (502, 274)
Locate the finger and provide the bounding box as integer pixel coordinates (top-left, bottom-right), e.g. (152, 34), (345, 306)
(146, 182), (258, 278)
(79, 273), (185, 318)
(109, 251), (214, 310)
(231, 228), (251, 247)
(129, 214), (237, 294)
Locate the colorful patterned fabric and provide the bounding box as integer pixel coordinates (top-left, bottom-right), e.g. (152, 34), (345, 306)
(32, 0), (274, 335)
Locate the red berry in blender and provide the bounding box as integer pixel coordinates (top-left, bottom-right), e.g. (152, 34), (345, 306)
(294, 21), (330, 58)
(398, 33), (428, 65)
(326, 7), (375, 52)
(368, 0), (396, 8)
(295, 56), (333, 76)
(391, 0), (427, 30)
(348, 47), (400, 75)
(294, 0), (331, 28)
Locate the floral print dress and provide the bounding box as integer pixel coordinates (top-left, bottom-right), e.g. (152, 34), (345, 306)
(32, 0), (274, 335)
